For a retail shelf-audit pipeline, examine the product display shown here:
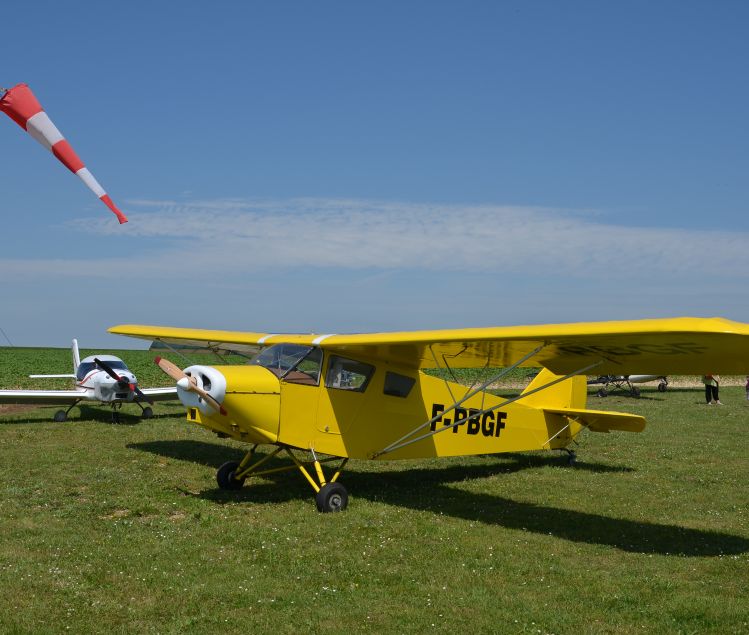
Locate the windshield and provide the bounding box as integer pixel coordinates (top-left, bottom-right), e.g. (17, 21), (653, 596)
(76, 360), (128, 381)
(252, 344), (322, 384)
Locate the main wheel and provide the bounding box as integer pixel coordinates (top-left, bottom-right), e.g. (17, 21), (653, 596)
(216, 461), (245, 490)
(141, 406), (154, 419)
(658, 381), (667, 393)
(597, 388), (608, 398)
(631, 387), (641, 398)
(53, 410), (67, 423)
(315, 482), (348, 513)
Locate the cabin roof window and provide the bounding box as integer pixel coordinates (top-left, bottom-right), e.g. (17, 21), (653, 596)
(325, 355), (374, 392)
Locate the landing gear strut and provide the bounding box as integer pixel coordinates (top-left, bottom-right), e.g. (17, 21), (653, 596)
(53, 400), (81, 423)
(560, 448), (577, 466)
(110, 402), (123, 424)
(134, 400), (153, 419)
(213, 445), (350, 512)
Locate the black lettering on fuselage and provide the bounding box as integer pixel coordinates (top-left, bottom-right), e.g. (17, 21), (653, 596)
(430, 403), (507, 438)
(495, 411), (507, 437)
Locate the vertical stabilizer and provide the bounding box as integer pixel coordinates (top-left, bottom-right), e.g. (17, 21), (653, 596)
(72, 339), (81, 374)
(520, 368), (587, 409)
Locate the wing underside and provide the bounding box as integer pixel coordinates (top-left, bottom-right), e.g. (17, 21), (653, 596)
(109, 317), (749, 375)
(139, 387), (179, 402)
(0, 389), (88, 405)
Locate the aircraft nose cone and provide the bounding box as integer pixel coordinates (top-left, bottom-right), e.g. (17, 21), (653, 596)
(177, 377), (191, 390)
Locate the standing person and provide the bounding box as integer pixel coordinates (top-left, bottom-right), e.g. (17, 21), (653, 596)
(702, 375), (722, 405)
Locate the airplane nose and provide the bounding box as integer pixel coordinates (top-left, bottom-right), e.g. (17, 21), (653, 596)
(154, 357), (227, 415)
(179, 366), (228, 415)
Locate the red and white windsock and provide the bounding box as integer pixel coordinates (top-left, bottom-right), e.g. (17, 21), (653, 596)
(0, 83), (128, 224)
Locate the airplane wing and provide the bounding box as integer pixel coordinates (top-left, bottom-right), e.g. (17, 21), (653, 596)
(138, 387), (179, 401)
(109, 316), (749, 375)
(0, 389), (88, 405)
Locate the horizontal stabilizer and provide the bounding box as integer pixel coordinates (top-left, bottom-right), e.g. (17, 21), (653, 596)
(543, 407), (646, 433)
(29, 374), (77, 379)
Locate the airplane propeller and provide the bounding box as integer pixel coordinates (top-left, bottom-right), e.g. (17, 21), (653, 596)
(94, 357), (153, 404)
(154, 356), (227, 415)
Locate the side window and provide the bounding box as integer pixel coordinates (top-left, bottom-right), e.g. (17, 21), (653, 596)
(325, 355), (374, 392)
(284, 347), (323, 386)
(76, 362), (96, 381)
(383, 371), (415, 398)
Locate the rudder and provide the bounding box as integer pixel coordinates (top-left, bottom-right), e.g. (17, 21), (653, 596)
(520, 368), (587, 410)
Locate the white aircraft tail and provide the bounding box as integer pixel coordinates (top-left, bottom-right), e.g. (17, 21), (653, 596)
(28, 338), (81, 380)
(72, 338), (81, 374)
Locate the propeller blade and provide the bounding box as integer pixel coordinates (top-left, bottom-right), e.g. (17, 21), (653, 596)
(154, 356), (187, 382)
(133, 385), (154, 405)
(191, 385), (227, 415)
(94, 357), (122, 381)
(155, 356), (226, 415)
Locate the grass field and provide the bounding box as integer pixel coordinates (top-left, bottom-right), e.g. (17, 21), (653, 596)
(0, 347), (747, 634)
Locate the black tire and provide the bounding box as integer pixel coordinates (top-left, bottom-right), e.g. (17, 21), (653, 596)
(53, 410), (67, 423)
(141, 406), (154, 419)
(658, 381), (667, 393)
(632, 387), (641, 398)
(597, 389), (608, 398)
(216, 461), (245, 490)
(315, 482), (348, 513)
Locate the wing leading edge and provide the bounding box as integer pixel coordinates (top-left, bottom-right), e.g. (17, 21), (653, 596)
(109, 317), (749, 375)
(0, 389), (87, 405)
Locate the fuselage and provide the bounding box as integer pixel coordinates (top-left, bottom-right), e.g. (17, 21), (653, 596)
(172, 344), (590, 460)
(76, 355), (138, 402)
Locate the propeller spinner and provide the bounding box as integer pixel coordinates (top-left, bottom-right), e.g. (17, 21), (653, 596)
(154, 356), (227, 415)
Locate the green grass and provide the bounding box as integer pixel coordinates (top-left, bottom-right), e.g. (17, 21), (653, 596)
(0, 348), (747, 634)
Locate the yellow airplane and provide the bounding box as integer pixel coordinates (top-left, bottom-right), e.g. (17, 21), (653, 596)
(109, 317), (749, 512)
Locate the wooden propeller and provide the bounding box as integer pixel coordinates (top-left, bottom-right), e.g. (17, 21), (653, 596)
(154, 356), (226, 415)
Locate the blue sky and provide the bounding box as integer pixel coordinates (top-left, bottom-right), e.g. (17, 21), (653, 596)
(1, 1), (748, 347)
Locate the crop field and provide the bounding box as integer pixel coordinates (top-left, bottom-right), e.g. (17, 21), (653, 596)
(0, 347), (747, 634)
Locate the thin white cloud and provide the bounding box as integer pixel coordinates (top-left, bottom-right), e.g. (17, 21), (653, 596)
(3, 197), (749, 281)
(82, 197), (749, 276)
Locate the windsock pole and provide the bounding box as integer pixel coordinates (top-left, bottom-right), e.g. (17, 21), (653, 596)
(0, 83), (128, 224)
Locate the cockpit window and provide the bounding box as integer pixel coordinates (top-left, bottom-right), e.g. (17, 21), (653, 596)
(325, 355), (374, 392)
(76, 360), (128, 381)
(252, 344), (322, 385)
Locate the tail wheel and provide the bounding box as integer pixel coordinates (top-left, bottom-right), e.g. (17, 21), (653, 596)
(315, 482), (348, 513)
(216, 461), (246, 490)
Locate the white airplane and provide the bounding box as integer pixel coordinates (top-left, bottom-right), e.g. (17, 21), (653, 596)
(0, 339), (177, 422)
(588, 374), (668, 397)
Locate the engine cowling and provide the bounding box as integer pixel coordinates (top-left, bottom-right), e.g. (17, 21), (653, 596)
(180, 365), (282, 444)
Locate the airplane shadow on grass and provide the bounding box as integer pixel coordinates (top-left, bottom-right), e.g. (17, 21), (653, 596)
(129, 439), (749, 557)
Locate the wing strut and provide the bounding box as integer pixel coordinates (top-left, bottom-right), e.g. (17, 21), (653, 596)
(371, 358), (603, 459)
(372, 344), (546, 458)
